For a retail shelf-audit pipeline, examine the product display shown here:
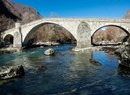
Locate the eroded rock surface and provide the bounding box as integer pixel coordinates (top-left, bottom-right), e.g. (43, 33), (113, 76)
(0, 65), (24, 80)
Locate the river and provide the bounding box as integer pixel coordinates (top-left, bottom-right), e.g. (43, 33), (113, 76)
(0, 44), (130, 95)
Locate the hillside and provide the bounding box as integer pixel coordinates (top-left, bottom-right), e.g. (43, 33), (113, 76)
(0, 0), (42, 32)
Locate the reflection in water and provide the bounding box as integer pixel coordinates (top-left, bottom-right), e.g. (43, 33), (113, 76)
(0, 45), (130, 95)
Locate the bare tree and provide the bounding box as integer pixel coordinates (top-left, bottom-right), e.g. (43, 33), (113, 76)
(50, 12), (59, 18)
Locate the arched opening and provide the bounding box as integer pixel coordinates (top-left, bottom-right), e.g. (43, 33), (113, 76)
(23, 23), (77, 48)
(91, 25), (129, 46)
(4, 34), (14, 47)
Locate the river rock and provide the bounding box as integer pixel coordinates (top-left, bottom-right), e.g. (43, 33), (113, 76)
(89, 59), (102, 66)
(44, 48), (55, 56)
(0, 65), (25, 80)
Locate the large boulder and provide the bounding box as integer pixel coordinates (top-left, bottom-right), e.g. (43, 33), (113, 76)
(44, 48), (55, 56)
(115, 46), (130, 68)
(0, 65), (24, 80)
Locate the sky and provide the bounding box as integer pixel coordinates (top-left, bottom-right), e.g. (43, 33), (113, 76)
(13, 0), (130, 18)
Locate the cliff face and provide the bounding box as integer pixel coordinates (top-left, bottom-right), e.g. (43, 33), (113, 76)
(0, 0), (42, 32)
(6, 0), (42, 24)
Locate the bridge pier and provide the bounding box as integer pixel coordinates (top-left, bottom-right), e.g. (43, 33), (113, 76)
(76, 21), (92, 49)
(13, 23), (22, 48)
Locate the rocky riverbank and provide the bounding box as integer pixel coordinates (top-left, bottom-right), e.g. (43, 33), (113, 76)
(99, 45), (130, 68)
(73, 44), (130, 69)
(115, 46), (130, 68)
(33, 41), (60, 46)
(0, 47), (22, 54)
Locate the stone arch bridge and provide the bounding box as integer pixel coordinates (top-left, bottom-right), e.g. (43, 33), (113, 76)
(1, 18), (130, 49)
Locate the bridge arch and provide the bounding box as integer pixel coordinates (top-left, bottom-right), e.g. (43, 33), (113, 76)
(91, 25), (129, 46)
(4, 34), (14, 47)
(23, 22), (77, 46)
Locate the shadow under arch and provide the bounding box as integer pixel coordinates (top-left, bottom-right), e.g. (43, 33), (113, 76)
(23, 22), (77, 47)
(91, 25), (130, 46)
(4, 34), (14, 47)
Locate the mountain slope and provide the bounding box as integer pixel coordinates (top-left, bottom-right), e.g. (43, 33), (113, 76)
(0, 0), (42, 32)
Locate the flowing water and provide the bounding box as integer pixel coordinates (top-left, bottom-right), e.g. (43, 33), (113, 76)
(0, 45), (130, 95)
